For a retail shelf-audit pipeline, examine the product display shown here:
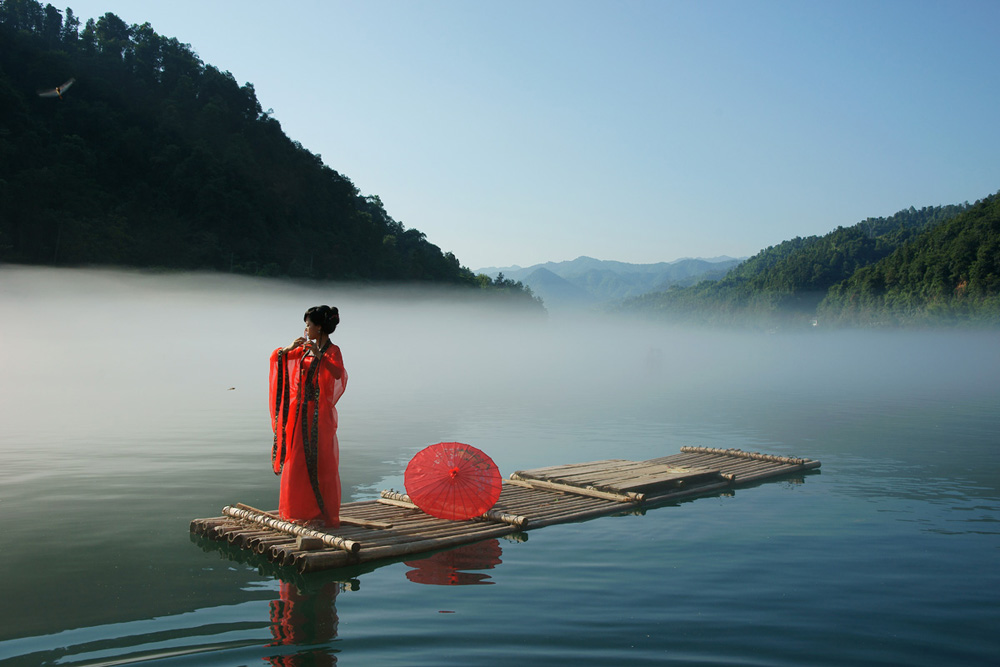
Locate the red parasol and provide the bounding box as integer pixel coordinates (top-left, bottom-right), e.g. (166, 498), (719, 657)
(404, 442), (503, 521)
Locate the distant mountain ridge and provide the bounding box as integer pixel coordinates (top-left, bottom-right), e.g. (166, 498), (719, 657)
(477, 255), (741, 276)
(617, 197), (1000, 327)
(475, 256), (743, 309)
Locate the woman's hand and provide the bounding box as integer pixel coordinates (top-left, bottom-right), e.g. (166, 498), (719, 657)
(283, 337), (307, 353)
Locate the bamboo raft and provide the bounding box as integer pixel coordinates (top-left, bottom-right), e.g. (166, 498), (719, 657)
(191, 447), (820, 574)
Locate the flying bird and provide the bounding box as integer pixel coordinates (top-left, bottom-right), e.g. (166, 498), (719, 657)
(38, 77), (75, 99)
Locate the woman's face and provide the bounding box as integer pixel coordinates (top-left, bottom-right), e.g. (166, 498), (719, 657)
(304, 318), (322, 340)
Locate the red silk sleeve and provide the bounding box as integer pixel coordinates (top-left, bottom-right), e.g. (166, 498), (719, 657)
(317, 345), (347, 423)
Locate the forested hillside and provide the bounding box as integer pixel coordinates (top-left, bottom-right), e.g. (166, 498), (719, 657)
(0, 1), (521, 292)
(617, 200), (1000, 326)
(819, 193), (1000, 325)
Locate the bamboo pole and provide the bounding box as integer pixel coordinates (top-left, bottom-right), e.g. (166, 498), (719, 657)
(516, 461), (659, 488)
(519, 461), (649, 483)
(732, 460), (821, 484)
(504, 479), (616, 510)
(228, 529), (274, 548)
(506, 498), (592, 513)
(672, 455), (779, 477)
(654, 450), (712, 461)
(582, 468), (720, 493)
(508, 473), (644, 503)
(527, 460), (698, 482)
(714, 460), (776, 475)
(368, 507), (476, 532)
(640, 479), (734, 506)
(268, 545), (299, 566)
(256, 536), (297, 555)
(679, 446), (813, 466)
(526, 498), (640, 529)
(642, 459), (819, 500)
(379, 490), (415, 504)
(342, 516), (393, 529)
(250, 533), (294, 552)
(516, 459), (628, 476)
(498, 506), (591, 526)
(370, 516), (465, 537)
(209, 522), (244, 541)
(190, 517), (229, 536)
(514, 496), (603, 515)
(295, 522), (517, 573)
(235, 503), (278, 515)
(541, 495), (647, 521)
(660, 453), (722, 466)
(642, 454), (689, 467)
(506, 504), (599, 525)
(234, 502), (393, 530)
(344, 501), (411, 518)
(500, 487), (607, 513)
(365, 510), (513, 543)
(525, 499), (620, 527)
(376, 490), (529, 527)
(287, 515), (509, 558)
(526, 501), (612, 524)
(378, 497), (420, 510)
(284, 546), (351, 569)
(477, 510), (528, 528)
(738, 461), (789, 474)
(353, 523), (487, 548)
(223, 506), (361, 554)
(723, 460), (792, 477)
(509, 479), (558, 496)
(375, 502), (531, 539)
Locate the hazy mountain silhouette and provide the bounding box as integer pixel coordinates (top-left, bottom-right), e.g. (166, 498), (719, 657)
(476, 256), (743, 309)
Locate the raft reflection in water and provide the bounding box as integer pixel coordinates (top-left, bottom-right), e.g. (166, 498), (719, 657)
(404, 539), (504, 586)
(260, 539), (505, 664)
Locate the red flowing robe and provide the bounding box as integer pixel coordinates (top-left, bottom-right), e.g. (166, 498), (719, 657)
(269, 343), (347, 527)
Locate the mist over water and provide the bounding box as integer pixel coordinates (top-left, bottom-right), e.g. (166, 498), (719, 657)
(1, 266), (998, 665)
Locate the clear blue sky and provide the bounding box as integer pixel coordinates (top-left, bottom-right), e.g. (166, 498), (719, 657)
(64, 0), (1000, 270)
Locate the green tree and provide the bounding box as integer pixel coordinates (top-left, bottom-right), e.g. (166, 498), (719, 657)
(0, 0), (518, 298)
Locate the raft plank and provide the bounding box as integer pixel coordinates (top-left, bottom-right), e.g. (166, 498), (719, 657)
(516, 460), (723, 495)
(516, 459), (630, 475)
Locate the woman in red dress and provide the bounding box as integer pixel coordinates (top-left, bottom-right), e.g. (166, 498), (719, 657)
(269, 305), (347, 528)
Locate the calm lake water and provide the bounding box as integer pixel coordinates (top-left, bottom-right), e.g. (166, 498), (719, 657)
(1, 266), (998, 666)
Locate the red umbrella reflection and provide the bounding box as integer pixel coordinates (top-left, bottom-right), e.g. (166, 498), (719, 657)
(405, 539), (503, 586)
(404, 442), (502, 521)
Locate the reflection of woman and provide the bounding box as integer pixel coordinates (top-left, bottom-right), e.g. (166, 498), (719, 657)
(266, 580), (340, 666)
(269, 305), (347, 528)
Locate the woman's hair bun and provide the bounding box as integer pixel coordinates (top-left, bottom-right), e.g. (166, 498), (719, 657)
(305, 305), (340, 334)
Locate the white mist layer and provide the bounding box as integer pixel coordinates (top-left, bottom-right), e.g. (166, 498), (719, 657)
(1, 265), (996, 489)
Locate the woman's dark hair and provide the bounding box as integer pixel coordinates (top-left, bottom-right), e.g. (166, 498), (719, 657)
(304, 305), (339, 334)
